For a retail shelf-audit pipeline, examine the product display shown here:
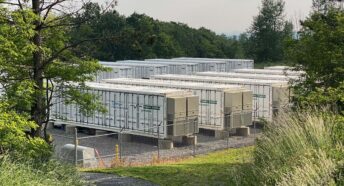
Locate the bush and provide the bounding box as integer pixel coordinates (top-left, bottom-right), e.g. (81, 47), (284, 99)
(0, 156), (85, 186)
(0, 103), (52, 161)
(252, 110), (344, 185)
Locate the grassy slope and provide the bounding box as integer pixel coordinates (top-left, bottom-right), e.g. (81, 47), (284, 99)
(95, 146), (254, 186)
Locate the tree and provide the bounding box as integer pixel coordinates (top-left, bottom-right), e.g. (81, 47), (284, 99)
(247, 0), (293, 63)
(287, 4), (344, 111)
(0, 1), (112, 141)
(70, 9), (246, 61)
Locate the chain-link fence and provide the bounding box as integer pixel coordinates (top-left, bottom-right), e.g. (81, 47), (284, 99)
(50, 118), (259, 169)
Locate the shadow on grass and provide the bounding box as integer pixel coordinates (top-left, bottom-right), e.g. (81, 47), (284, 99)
(97, 162), (257, 186)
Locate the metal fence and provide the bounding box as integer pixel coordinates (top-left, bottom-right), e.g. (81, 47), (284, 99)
(51, 119), (258, 169)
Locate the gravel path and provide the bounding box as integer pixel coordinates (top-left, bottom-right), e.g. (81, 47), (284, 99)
(82, 172), (157, 186)
(50, 126), (260, 167)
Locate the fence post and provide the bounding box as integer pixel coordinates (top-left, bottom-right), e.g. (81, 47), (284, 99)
(227, 131), (230, 149)
(119, 128), (124, 161)
(157, 121), (162, 160)
(254, 102), (258, 138)
(193, 119), (196, 157)
(74, 127), (78, 166)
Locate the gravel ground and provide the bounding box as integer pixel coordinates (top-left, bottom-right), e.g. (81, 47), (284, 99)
(50, 126), (261, 167)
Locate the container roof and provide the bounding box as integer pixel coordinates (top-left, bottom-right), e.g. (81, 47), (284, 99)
(103, 78), (244, 91)
(86, 82), (191, 96)
(196, 71), (299, 80)
(100, 61), (168, 67)
(152, 74), (288, 86)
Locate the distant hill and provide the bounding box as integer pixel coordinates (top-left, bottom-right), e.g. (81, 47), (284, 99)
(70, 3), (246, 61)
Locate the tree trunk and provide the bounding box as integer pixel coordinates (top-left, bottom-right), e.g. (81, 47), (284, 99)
(31, 0), (46, 138)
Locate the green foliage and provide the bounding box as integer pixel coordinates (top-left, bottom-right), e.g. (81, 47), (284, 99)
(70, 3), (245, 61)
(0, 1), (108, 140)
(246, 0), (293, 63)
(0, 156), (85, 186)
(288, 7), (344, 110)
(63, 85), (107, 116)
(253, 110), (344, 185)
(0, 103), (51, 161)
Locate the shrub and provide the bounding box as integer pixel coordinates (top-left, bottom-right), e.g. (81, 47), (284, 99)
(0, 156), (85, 186)
(0, 103), (52, 161)
(252, 110), (344, 185)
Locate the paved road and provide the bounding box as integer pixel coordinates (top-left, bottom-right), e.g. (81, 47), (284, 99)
(82, 172), (157, 186)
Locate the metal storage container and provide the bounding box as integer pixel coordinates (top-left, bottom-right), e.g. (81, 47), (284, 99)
(196, 71), (299, 81)
(95, 66), (133, 82)
(100, 61), (169, 79)
(148, 59), (227, 72)
(103, 78), (253, 130)
(174, 57), (254, 71)
(51, 83), (198, 139)
(151, 74), (290, 122)
(264, 66), (294, 70)
(117, 60), (199, 75)
(144, 60), (199, 75)
(233, 69), (304, 76)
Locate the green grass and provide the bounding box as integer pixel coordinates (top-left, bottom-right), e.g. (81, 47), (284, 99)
(94, 146), (255, 186)
(0, 156), (85, 186)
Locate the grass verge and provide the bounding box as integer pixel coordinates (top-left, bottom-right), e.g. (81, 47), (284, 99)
(92, 146), (254, 186)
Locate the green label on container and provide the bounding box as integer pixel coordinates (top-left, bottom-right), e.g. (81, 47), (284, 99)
(200, 100), (218, 104)
(253, 94), (266, 98)
(143, 105), (161, 110)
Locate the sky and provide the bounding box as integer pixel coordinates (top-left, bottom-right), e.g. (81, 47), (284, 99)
(108, 0), (313, 35)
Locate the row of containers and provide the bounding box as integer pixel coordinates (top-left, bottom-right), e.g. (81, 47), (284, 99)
(51, 58), (304, 147)
(96, 58), (255, 80)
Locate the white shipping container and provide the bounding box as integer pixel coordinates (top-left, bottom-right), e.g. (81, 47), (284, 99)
(100, 61), (169, 79)
(174, 57), (254, 71)
(144, 60), (199, 75)
(51, 83), (196, 139)
(117, 60), (199, 75)
(196, 71), (299, 81)
(148, 59), (227, 72)
(234, 69), (304, 76)
(95, 66), (133, 82)
(152, 74), (289, 122)
(103, 78), (251, 130)
(264, 66), (295, 70)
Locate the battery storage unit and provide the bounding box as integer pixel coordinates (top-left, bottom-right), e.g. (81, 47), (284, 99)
(264, 66), (295, 70)
(148, 59), (227, 72)
(196, 71), (299, 81)
(95, 66), (134, 82)
(100, 61), (169, 79)
(51, 83), (199, 139)
(233, 69), (304, 76)
(116, 60), (199, 75)
(144, 60), (199, 75)
(174, 57), (254, 71)
(103, 78), (253, 131)
(152, 74), (290, 122)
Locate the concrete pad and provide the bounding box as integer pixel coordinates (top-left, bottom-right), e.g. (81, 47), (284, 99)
(214, 130), (229, 139)
(60, 144), (97, 168)
(171, 136), (184, 144)
(158, 139), (174, 149)
(182, 136), (197, 146)
(65, 125), (76, 135)
(236, 127), (250, 137)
